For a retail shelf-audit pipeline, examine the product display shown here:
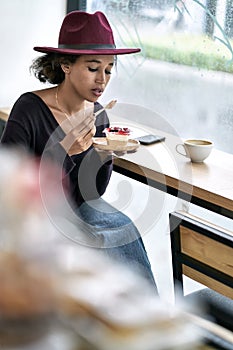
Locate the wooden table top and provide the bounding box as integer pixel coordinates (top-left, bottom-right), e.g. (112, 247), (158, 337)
(0, 108), (10, 122)
(110, 115), (233, 218)
(2, 106), (233, 217)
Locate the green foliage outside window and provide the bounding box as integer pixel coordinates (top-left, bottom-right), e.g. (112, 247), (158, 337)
(142, 33), (233, 73)
(122, 0), (233, 74)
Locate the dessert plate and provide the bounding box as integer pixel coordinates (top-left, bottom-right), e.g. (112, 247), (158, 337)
(93, 137), (140, 153)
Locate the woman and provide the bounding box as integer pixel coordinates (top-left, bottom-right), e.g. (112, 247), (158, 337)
(1, 11), (157, 289)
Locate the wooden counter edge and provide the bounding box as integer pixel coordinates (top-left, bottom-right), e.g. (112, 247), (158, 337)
(113, 157), (233, 214)
(175, 210), (233, 236)
(0, 108), (11, 122)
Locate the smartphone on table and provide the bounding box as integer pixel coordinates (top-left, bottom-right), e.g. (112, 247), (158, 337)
(136, 134), (166, 145)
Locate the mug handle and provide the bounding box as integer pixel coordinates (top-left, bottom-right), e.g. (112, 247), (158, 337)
(176, 144), (188, 157)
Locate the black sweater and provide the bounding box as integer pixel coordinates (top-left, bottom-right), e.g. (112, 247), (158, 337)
(0, 92), (113, 207)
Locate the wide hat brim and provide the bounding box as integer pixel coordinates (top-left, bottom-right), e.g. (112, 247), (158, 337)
(33, 46), (141, 55)
(33, 11), (141, 56)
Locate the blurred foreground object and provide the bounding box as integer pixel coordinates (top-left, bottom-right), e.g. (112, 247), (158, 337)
(0, 148), (64, 346)
(0, 148), (202, 349)
(55, 245), (201, 350)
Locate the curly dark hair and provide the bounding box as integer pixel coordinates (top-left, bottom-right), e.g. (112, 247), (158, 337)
(30, 53), (79, 84)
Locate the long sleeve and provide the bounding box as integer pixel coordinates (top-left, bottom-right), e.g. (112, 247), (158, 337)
(0, 93), (113, 207)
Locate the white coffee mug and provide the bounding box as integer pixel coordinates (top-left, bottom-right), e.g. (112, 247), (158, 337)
(176, 139), (213, 163)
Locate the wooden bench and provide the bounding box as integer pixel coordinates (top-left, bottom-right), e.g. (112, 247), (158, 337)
(169, 210), (233, 332)
(169, 210), (233, 299)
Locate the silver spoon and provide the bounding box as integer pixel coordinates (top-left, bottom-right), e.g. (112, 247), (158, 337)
(94, 99), (117, 117)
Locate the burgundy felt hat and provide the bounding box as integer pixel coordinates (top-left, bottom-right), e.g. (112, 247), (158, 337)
(34, 11), (140, 55)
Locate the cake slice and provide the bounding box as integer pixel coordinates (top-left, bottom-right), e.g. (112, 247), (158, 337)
(103, 127), (131, 148)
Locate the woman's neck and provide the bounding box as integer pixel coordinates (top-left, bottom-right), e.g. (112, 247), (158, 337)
(56, 83), (85, 117)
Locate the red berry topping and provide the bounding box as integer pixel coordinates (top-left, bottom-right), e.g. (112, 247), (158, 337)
(104, 127), (131, 135)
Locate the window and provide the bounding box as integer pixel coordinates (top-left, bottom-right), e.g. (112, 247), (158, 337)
(67, 0), (87, 12)
(86, 0), (233, 154)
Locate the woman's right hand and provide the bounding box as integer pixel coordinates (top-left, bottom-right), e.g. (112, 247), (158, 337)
(60, 110), (96, 156)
